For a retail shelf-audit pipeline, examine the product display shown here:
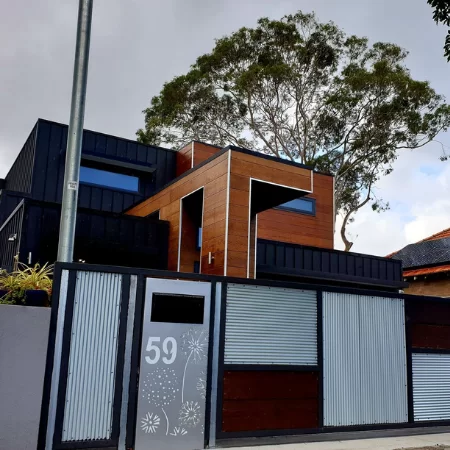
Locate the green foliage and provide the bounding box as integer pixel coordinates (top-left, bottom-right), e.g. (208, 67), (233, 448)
(137, 10), (450, 250)
(428, 0), (450, 61)
(0, 262), (53, 305)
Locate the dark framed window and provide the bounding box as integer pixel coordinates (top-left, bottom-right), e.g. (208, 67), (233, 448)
(151, 293), (204, 324)
(277, 197), (316, 216)
(196, 228), (202, 250)
(79, 166), (139, 192)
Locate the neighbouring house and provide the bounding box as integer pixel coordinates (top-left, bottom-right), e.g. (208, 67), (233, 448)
(389, 227), (450, 297)
(0, 118), (405, 291)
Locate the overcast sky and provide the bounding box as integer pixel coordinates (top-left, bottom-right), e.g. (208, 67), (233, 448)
(1, 0), (450, 256)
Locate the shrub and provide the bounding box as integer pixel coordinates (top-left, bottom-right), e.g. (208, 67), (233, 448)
(0, 262), (53, 305)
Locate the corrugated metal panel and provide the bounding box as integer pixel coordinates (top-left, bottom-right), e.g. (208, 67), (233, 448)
(323, 292), (408, 426)
(225, 284), (317, 365)
(413, 353), (450, 421)
(323, 292), (361, 426)
(62, 271), (122, 442)
(359, 295), (408, 424)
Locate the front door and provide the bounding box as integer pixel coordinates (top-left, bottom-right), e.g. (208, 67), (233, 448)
(134, 278), (211, 450)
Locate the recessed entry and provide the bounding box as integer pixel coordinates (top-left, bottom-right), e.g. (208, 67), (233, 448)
(150, 293), (205, 324)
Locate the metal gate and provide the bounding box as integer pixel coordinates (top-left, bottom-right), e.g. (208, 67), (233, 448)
(225, 283), (317, 365)
(134, 278), (211, 450)
(413, 352), (450, 421)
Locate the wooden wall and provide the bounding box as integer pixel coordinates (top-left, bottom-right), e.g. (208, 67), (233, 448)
(227, 151), (313, 278)
(176, 143), (192, 177)
(257, 172), (334, 249)
(129, 147), (332, 278)
(193, 142), (221, 167)
(176, 141), (221, 177)
(222, 370), (319, 432)
(127, 151), (229, 274)
(407, 300), (450, 350)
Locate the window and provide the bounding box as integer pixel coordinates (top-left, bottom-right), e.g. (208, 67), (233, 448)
(151, 293), (205, 324)
(79, 166), (139, 192)
(277, 197), (316, 215)
(197, 228), (202, 250)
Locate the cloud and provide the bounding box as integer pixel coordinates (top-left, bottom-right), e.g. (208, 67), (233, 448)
(335, 142), (450, 256)
(2, 0), (450, 259)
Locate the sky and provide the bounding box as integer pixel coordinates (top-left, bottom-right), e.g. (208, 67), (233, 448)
(1, 0), (450, 257)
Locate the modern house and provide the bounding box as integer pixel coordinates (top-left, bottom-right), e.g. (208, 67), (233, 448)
(0, 118), (404, 292)
(4, 119), (450, 450)
(389, 227), (450, 297)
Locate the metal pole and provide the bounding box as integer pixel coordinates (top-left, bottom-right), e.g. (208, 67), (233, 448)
(57, 0), (93, 262)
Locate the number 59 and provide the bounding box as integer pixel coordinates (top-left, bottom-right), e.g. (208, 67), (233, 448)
(145, 337), (177, 365)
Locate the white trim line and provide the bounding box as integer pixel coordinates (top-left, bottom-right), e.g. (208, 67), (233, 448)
(177, 199), (182, 272)
(178, 186), (205, 272)
(249, 177), (312, 194)
(180, 185), (204, 200)
(254, 215), (258, 279)
(332, 176), (336, 245)
(224, 150), (231, 276)
(191, 141), (194, 168)
(199, 187), (205, 274)
(311, 170), (314, 192)
(246, 179), (252, 278)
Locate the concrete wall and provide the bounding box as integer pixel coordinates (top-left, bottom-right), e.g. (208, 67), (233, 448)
(0, 304), (50, 450)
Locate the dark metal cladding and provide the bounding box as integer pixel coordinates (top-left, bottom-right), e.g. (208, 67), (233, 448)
(4, 199), (169, 270)
(5, 123), (38, 194)
(30, 119), (177, 211)
(257, 239), (405, 289)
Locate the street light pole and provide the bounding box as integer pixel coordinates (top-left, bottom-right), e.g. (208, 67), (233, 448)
(57, 0), (93, 262)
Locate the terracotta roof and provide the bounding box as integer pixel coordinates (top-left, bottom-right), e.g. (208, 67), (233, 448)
(387, 227), (450, 259)
(403, 264), (450, 278)
(420, 227), (450, 242)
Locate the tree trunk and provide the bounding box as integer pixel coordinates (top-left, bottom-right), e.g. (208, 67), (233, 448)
(340, 212), (354, 252)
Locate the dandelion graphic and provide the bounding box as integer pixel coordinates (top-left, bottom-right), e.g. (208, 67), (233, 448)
(141, 412), (160, 433)
(170, 426), (188, 436)
(180, 329), (208, 402)
(142, 367), (179, 435)
(181, 329), (208, 364)
(196, 371), (206, 400)
(179, 401), (202, 428)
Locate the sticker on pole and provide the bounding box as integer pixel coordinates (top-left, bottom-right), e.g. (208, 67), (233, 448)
(67, 181), (78, 191)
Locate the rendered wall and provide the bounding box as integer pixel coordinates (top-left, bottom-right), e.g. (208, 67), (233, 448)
(0, 305), (50, 450)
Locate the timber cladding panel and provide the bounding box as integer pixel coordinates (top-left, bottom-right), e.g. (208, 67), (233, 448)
(127, 151), (229, 274)
(176, 143), (193, 177)
(176, 141), (222, 177)
(221, 370), (319, 432)
(407, 300), (450, 350)
(227, 151), (313, 278)
(193, 142), (221, 167)
(257, 172), (334, 249)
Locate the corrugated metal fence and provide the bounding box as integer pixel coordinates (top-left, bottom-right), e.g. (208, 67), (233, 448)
(412, 353), (450, 421)
(62, 272), (123, 442)
(323, 292), (408, 426)
(225, 284), (317, 365)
